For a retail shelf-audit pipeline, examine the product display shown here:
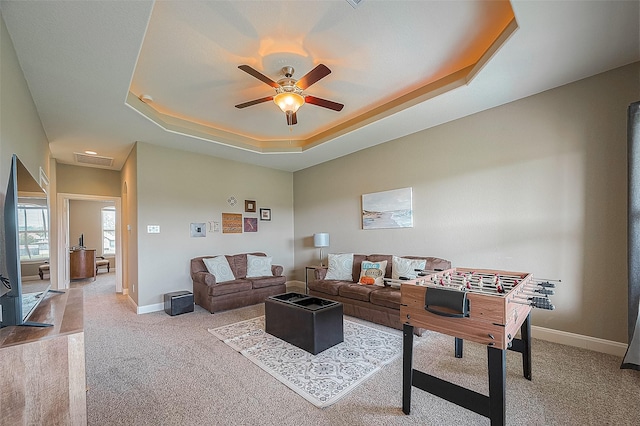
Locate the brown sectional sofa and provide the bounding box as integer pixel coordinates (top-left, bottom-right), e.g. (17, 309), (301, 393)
(308, 254), (451, 331)
(191, 252), (286, 313)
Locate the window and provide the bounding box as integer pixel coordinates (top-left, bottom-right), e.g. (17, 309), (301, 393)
(102, 206), (116, 255)
(17, 203), (49, 261)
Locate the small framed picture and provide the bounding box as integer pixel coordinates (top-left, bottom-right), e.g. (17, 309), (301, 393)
(244, 217), (257, 232)
(260, 208), (271, 221)
(245, 200), (256, 212)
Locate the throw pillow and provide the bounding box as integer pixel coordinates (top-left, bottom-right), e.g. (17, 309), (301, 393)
(392, 256), (426, 280)
(359, 260), (388, 286)
(203, 256), (236, 283)
(246, 254), (273, 277)
(324, 253), (354, 280)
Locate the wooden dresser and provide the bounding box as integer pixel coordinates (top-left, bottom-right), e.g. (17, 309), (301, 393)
(0, 288), (87, 425)
(70, 249), (96, 280)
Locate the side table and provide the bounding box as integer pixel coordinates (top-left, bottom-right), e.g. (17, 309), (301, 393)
(305, 266), (323, 294)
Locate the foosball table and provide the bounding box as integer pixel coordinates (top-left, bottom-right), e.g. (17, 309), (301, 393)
(398, 267), (557, 425)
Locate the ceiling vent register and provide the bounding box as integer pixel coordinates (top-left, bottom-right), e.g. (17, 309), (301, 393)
(345, 0), (364, 8)
(74, 152), (114, 167)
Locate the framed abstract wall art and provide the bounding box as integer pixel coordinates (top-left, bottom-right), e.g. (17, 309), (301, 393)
(362, 187), (413, 230)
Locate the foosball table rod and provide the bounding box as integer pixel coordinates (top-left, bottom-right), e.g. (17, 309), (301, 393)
(519, 286), (555, 296)
(415, 269), (561, 288)
(393, 278), (510, 297)
(511, 296), (555, 310)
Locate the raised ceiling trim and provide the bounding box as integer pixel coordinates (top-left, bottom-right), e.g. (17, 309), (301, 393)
(125, 17), (518, 155)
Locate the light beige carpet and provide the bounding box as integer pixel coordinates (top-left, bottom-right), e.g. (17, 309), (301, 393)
(77, 274), (640, 425)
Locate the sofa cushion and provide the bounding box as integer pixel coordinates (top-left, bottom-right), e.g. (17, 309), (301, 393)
(308, 279), (349, 296)
(392, 256), (426, 280)
(358, 260), (387, 286)
(250, 275), (286, 289)
(369, 287), (402, 310)
(325, 253), (354, 280)
(208, 279), (253, 296)
(339, 283), (377, 302)
(246, 254), (273, 277)
(203, 256), (236, 283)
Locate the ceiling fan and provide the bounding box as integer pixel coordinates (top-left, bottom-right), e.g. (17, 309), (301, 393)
(235, 64), (344, 126)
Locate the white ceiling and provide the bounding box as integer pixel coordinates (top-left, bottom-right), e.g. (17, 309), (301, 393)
(1, 1), (638, 172)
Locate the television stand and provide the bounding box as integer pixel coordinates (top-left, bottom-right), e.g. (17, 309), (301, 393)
(0, 288), (87, 423)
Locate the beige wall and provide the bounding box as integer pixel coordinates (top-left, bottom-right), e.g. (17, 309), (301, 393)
(57, 163), (121, 197)
(69, 199), (115, 260)
(134, 142), (294, 307)
(0, 14), (53, 287)
(294, 62), (640, 344)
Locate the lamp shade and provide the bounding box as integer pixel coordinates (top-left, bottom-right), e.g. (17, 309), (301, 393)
(274, 92), (304, 114)
(313, 233), (330, 248)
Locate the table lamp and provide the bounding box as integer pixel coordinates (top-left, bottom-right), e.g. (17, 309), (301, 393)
(313, 233), (330, 266)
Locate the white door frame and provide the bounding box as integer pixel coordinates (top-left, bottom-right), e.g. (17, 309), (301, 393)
(56, 193), (122, 292)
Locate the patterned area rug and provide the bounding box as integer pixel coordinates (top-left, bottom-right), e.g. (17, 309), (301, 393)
(209, 316), (404, 408)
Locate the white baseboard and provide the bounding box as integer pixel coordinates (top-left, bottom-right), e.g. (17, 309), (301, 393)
(532, 326), (627, 357)
(127, 295), (137, 311)
(286, 280), (305, 293)
(23, 275), (41, 282)
(137, 302), (164, 315)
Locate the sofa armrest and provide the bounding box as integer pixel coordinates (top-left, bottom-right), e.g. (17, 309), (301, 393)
(314, 267), (328, 280)
(271, 264), (283, 276)
(192, 271), (217, 287)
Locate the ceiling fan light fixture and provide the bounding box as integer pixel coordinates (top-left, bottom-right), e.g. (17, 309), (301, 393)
(274, 91), (305, 114)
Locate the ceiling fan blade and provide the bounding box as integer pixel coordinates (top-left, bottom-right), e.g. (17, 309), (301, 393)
(305, 95), (344, 112)
(295, 64), (331, 90)
(238, 65), (279, 88)
(286, 111), (298, 126)
(235, 96), (273, 109)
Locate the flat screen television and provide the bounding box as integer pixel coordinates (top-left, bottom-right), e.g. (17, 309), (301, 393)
(1, 154), (52, 327)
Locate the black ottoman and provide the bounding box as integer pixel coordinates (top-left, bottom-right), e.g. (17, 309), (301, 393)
(265, 292), (343, 354)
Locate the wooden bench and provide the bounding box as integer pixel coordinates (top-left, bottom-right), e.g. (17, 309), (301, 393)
(96, 257), (110, 274)
(38, 263), (50, 279)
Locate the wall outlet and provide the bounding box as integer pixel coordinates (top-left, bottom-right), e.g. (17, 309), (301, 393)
(147, 225), (160, 233)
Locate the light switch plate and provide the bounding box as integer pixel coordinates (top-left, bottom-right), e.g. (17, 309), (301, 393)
(147, 225), (160, 233)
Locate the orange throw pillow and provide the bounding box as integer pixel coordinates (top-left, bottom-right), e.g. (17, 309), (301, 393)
(359, 276), (375, 285)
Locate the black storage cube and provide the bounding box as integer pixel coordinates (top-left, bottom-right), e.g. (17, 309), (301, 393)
(164, 291), (194, 316)
(265, 293), (343, 355)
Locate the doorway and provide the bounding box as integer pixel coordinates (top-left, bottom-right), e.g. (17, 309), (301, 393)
(57, 193), (122, 292)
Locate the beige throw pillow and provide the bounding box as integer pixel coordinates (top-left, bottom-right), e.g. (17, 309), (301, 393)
(246, 254), (273, 277)
(324, 253), (354, 280)
(392, 256), (426, 280)
(203, 255), (235, 283)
